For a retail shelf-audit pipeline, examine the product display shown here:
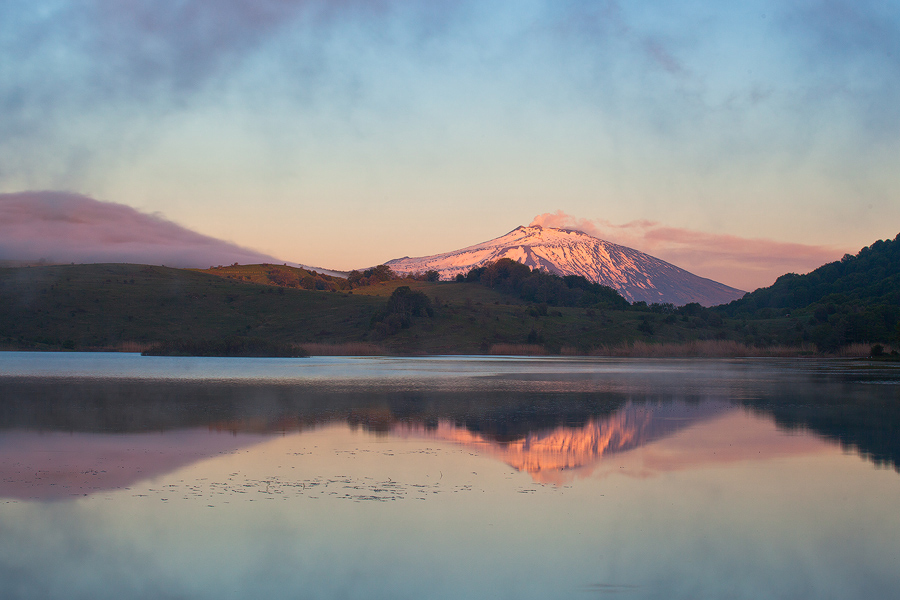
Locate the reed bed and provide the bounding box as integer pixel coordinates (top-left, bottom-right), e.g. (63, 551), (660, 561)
(297, 342), (388, 356)
(115, 341), (154, 353)
(834, 343), (895, 358)
(489, 343), (548, 356)
(590, 340), (820, 358)
(111, 339), (897, 358)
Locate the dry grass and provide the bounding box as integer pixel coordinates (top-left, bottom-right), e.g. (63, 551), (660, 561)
(836, 343), (897, 357)
(589, 340), (820, 358)
(297, 342), (388, 356)
(114, 341), (154, 353)
(835, 343), (871, 358)
(489, 343), (547, 356)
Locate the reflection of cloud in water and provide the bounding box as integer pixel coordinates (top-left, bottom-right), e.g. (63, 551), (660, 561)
(633, 410), (833, 475)
(0, 429), (270, 501)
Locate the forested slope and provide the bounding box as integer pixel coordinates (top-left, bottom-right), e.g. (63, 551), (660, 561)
(718, 234), (900, 350)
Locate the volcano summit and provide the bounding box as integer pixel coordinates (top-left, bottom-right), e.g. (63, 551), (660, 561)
(386, 225), (745, 306)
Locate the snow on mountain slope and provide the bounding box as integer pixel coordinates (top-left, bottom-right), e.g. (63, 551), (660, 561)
(385, 225), (745, 306)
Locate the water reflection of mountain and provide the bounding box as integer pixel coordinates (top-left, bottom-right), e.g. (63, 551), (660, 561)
(394, 402), (730, 484)
(1, 369), (898, 474)
(0, 377), (696, 436)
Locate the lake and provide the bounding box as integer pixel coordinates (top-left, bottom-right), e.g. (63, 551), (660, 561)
(1, 352), (899, 600)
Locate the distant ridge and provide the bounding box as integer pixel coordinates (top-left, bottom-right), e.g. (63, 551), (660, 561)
(386, 225), (745, 306)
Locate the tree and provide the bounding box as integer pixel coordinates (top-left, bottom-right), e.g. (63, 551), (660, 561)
(370, 286), (435, 336)
(385, 286), (433, 318)
(370, 264), (395, 282)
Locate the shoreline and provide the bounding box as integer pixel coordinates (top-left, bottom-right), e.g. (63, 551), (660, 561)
(1, 340), (896, 360)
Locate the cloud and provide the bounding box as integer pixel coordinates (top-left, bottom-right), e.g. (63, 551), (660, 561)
(87, 0), (323, 93)
(0, 191), (280, 267)
(530, 211), (849, 291)
(0, 0), (463, 187)
(0, 1), (326, 145)
(2, 0), (443, 115)
(789, 0), (900, 74)
(783, 0), (900, 138)
(641, 37), (688, 77)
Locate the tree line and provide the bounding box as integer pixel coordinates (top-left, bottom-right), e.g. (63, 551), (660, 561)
(456, 258), (630, 309)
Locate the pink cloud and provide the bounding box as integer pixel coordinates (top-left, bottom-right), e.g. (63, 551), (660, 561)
(530, 210), (848, 291)
(0, 191), (280, 267)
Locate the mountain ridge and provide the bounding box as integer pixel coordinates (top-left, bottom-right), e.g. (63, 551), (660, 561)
(386, 225), (745, 306)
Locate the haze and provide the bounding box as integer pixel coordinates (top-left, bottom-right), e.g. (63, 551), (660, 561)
(1, 1), (897, 290)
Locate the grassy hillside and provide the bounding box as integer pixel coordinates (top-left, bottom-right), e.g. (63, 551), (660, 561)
(1, 262), (894, 355)
(195, 263), (350, 291)
(0, 264), (716, 353)
(0, 264), (375, 350)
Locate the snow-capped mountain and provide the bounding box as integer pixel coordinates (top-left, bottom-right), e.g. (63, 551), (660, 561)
(385, 225), (745, 306)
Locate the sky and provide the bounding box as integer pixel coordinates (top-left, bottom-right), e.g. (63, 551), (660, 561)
(1, 0), (898, 290)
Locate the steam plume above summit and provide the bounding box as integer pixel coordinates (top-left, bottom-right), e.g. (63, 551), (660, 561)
(530, 211), (847, 291)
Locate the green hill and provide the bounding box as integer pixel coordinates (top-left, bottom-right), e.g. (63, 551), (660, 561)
(0, 264), (375, 350)
(0, 263), (747, 354)
(717, 234), (900, 350)
(2, 247), (897, 355)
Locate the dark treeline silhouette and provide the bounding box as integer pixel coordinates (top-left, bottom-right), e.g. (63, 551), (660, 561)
(458, 258), (630, 309)
(349, 265), (441, 286)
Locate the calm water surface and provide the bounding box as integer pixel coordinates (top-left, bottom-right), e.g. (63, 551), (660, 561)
(1, 352), (899, 600)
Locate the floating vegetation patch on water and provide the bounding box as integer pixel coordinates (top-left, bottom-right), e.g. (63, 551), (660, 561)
(133, 472), (473, 504)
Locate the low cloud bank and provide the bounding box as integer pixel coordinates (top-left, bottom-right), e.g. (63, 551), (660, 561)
(530, 211), (848, 291)
(0, 191), (280, 268)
